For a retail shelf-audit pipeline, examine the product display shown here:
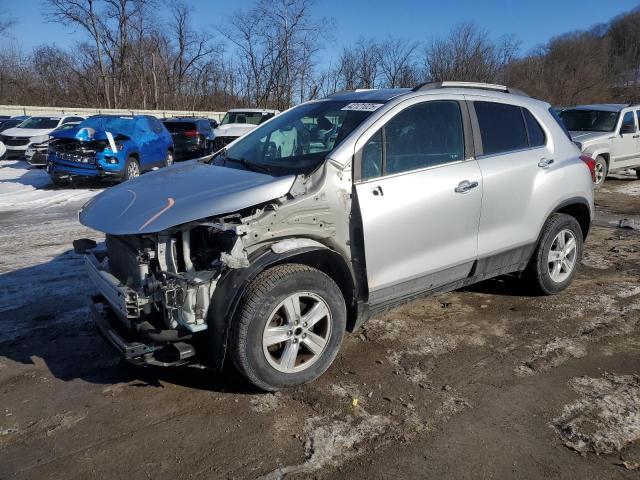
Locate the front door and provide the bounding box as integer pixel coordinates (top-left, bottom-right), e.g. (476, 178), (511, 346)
(611, 110), (639, 168)
(354, 99), (482, 305)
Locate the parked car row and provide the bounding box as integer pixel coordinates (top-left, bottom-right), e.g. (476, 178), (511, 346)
(0, 108), (282, 186)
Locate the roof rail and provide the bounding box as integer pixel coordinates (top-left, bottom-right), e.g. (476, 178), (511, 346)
(412, 81), (529, 97)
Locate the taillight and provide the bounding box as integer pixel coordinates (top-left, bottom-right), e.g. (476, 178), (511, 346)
(579, 155), (596, 182)
(183, 130), (199, 137)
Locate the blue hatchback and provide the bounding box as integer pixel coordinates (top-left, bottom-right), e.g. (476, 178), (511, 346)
(47, 115), (174, 184)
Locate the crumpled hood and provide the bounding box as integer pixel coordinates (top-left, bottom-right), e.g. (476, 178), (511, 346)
(51, 126), (125, 142)
(79, 161), (295, 235)
(214, 123), (257, 138)
(1, 127), (56, 138)
(569, 131), (610, 144)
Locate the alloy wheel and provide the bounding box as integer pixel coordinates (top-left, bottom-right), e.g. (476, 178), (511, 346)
(127, 161), (140, 179)
(594, 161), (605, 185)
(262, 292), (332, 373)
(547, 229), (578, 283)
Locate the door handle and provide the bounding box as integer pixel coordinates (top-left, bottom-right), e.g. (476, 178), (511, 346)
(538, 158), (555, 168)
(455, 180), (479, 193)
(371, 186), (383, 196)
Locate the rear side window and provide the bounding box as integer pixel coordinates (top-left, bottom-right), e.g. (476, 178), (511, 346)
(474, 102), (528, 155)
(523, 109), (546, 147)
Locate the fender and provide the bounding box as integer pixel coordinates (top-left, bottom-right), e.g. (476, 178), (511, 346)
(203, 242), (356, 370)
(545, 195), (593, 240)
(584, 147), (610, 163)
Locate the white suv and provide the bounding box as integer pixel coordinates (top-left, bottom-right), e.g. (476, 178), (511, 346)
(0, 115), (85, 159)
(212, 108), (279, 150)
(78, 82), (594, 390)
(560, 104), (640, 186)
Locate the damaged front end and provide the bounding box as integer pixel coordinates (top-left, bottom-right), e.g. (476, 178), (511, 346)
(82, 221), (251, 366)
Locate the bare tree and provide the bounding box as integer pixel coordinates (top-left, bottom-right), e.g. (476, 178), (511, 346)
(424, 23), (519, 83)
(378, 37), (419, 88)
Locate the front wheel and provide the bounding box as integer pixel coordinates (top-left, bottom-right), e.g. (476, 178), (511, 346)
(230, 264), (346, 391)
(165, 150), (174, 167)
(593, 156), (608, 188)
(526, 213), (583, 295)
(123, 157), (140, 181)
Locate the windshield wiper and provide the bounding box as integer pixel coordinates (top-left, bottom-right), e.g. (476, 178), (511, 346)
(225, 156), (272, 175)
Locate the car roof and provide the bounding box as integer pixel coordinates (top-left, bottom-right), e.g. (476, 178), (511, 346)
(227, 108), (279, 114)
(566, 104), (629, 112)
(326, 88), (412, 102)
(319, 83), (549, 110)
(164, 117), (209, 122)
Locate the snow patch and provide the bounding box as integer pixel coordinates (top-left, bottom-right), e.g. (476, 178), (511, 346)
(0, 160), (100, 212)
(553, 374), (640, 454)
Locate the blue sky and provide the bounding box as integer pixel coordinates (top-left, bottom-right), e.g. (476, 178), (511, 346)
(4, 0), (639, 63)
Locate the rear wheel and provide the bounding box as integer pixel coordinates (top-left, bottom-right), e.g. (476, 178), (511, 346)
(230, 264), (346, 391)
(526, 213), (583, 295)
(51, 176), (70, 187)
(124, 157), (140, 181)
(593, 156), (607, 187)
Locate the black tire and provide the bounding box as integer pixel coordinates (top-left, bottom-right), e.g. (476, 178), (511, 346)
(635, 168), (640, 180)
(123, 156), (140, 181)
(593, 155), (608, 188)
(526, 213), (583, 295)
(165, 150), (174, 167)
(51, 176), (70, 187)
(230, 263), (346, 391)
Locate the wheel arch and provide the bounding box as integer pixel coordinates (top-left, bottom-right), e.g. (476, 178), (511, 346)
(204, 243), (358, 371)
(551, 197), (592, 240)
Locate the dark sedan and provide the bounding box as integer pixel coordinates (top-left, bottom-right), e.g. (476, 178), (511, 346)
(163, 118), (214, 161)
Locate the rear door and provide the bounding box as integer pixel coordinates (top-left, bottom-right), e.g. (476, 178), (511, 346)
(611, 110), (639, 168)
(467, 97), (557, 267)
(354, 97), (482, 304)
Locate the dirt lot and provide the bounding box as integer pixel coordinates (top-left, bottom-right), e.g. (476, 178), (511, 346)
(1, 161), (640, 479)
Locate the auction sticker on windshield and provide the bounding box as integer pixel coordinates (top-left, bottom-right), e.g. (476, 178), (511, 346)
(341, 103), (384, 112)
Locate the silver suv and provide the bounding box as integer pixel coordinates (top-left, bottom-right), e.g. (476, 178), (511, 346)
(78, 82), (594, 390)
(560, 104), (640, 186)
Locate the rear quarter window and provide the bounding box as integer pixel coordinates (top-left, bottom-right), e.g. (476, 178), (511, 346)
(523, 109), (546, 147)
(474, 101), (528, 155)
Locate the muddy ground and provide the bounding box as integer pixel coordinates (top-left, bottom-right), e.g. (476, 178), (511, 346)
(1, 163), (640, 479)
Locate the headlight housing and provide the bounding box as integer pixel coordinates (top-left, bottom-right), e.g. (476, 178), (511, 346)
(29, 135), (50, 144)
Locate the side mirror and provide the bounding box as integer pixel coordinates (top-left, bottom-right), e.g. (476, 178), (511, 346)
(620, 123), (637, 135)
(211, 120), (219, 129)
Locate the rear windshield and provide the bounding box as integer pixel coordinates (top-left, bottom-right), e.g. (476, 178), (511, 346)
(79, 116), (136, 136)
(19, 117), (61, 129)
(560, 109), (619, 132)
(164, 122), (197, 133)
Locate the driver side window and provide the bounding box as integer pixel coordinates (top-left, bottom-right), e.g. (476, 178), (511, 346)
(620, 111), (636, 134)
(359, 100), (465, 180)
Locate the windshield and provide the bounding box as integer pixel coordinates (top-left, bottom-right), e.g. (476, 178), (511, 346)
(560, 109), (620, 132)
(79, 116), (136, 136)
(220, 111), (273, 126)
(220, 100), (381, 174)
(19, 117), (61, 129)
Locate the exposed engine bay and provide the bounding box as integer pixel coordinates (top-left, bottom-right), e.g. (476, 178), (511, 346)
(84, 161), (349, 344)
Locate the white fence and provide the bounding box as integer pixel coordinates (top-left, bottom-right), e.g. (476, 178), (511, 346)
(0, 105), (226, 121)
